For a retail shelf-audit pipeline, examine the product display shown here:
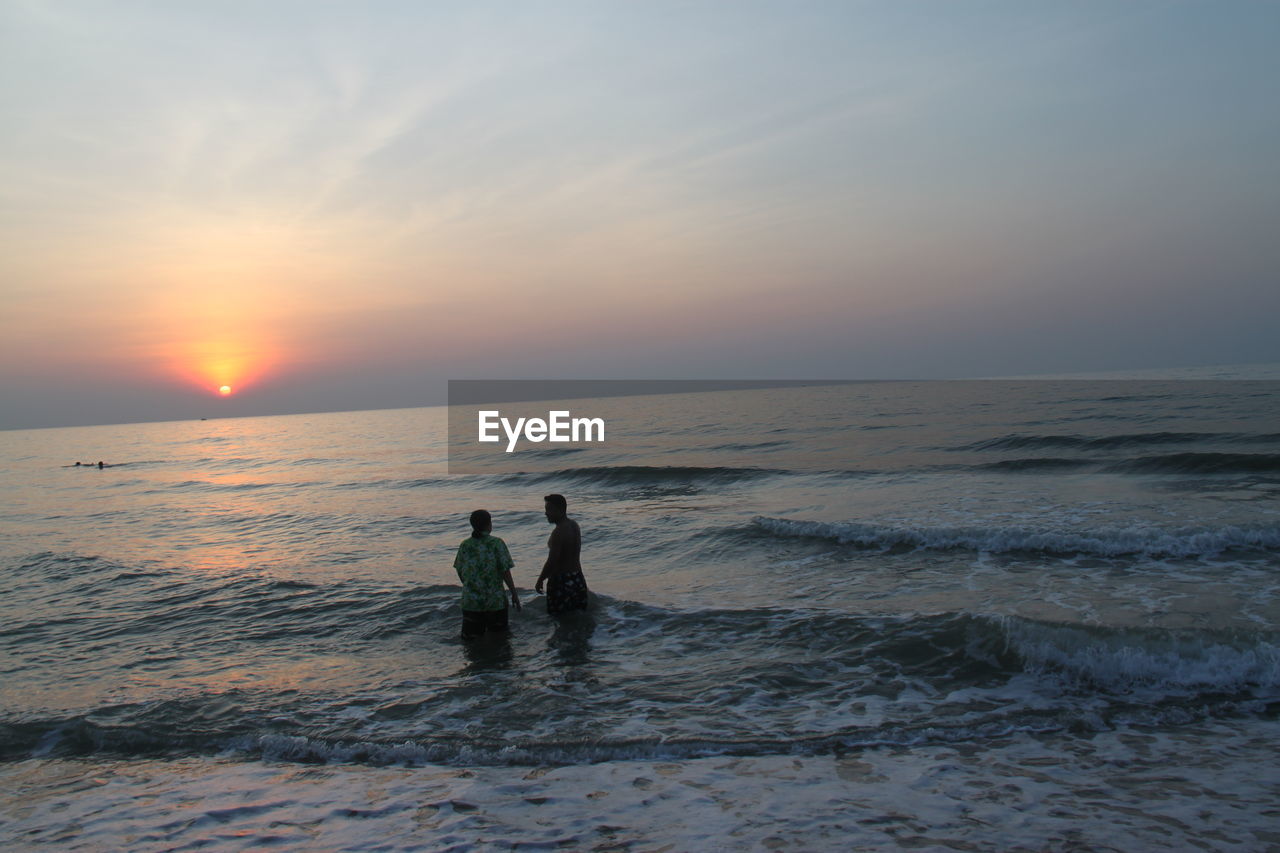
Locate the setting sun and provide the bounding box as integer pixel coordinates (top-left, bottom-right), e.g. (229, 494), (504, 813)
(160, 330), (278, 402)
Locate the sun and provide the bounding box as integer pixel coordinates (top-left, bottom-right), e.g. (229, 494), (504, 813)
(218, 385), (233, 396)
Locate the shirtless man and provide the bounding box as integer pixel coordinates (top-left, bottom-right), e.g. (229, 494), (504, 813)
(535, 493), (589, 613)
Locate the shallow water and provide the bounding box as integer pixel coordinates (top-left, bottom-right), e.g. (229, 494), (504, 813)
(3, 381), (1278, 849)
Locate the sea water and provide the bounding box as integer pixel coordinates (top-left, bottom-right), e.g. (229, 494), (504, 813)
(2, 380), (1278, 850)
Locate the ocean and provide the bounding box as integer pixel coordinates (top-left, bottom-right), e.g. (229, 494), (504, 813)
(2, 379), (1278, 850)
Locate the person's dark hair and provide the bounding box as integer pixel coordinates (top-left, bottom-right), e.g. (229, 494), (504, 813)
(469, 509), (491, 538)
(543, 494), (567, 512)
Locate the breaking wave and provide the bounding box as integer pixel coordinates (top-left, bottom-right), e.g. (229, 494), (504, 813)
(958, 431), (1280, 452)
(750, 516), (1280, 558)
(3, 608), (1274, 766)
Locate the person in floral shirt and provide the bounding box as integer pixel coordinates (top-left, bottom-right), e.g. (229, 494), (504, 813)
(452, 509), (521, 638)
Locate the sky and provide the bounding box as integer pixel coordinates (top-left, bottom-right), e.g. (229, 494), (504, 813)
(2, 1), (1278, 429)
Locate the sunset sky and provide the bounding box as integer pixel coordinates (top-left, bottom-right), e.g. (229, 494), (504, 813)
(3, 1), (1278, 429)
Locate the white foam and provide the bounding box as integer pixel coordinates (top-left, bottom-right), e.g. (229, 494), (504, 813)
(753, 516), (1280, 558)
(6, 719), (1280, 851)
(999, 617), (1280, 694)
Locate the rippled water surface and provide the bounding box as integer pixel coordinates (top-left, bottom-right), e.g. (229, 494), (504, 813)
(2, 381), (1278, 849)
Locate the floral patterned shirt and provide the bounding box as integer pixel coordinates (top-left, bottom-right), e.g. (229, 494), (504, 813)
(453, 535), (514, 611)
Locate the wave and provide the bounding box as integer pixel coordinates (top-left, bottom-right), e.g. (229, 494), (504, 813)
(958, 432), (1280, 452)
(498, 465), (783, 487)
(1001, 618), (1280, 693)
(390, 477), (452, 489)
(3, 555), (461, 647)
(189, 456), (278, 470)
(147, 479), (285, 493)
(364, 466), (782, 490)
(3, 610), (1274, 766)
(507, 446), (587, 459)
(974, 457), (1095, 472)
(706, 440), (790, 452)
(750, 516), (1280, 557)
(0, 715), (1099, 766)
(965, 451), (1280, 475)
(1105, 453), (1280, 475)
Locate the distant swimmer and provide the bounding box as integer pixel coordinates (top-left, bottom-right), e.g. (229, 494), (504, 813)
(535, 493), (590, 613)
(452, 509), (522, 639)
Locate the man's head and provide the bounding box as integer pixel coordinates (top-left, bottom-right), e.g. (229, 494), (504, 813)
(544, 493), (567, 523)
